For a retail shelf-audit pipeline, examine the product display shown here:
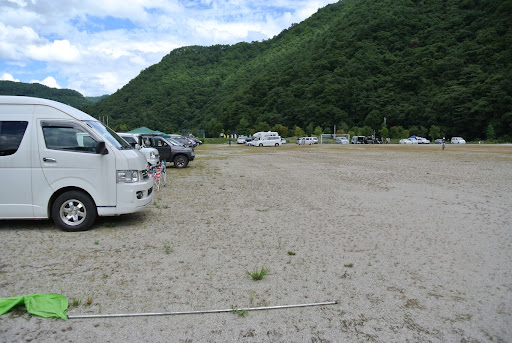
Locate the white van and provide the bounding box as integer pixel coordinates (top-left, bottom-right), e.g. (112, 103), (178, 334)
(118, 133), (160, 166)
(0, 96), (154, 231)
(254, 135), (282, 147)
(297, 137), (315, 145)
(451, 137), (466, 144)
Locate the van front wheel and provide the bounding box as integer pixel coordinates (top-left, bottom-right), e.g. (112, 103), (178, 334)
(52, 191), (97, 232)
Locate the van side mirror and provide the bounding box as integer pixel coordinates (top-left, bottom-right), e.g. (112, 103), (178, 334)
(135, 143), (141, 150)
(96, 141), (108, 155)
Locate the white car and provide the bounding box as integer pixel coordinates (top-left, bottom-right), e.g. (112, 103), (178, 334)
(118, 133), (160, 166)
(416, 137), (430, 144)
(312, 137), (318, 144)
(237, 136), (247, 144)
(451, 137), (466, 144)
(255, 136), (282, 147)
(399, 138), (414, 144)
(335, 137), (349, 144)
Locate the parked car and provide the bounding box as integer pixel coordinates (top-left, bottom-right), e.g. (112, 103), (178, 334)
(312, 137), (318, 144)
(118, 133), (160, 166)
(245, 137), (254, 146)
(416, 137), (430, 144)
(434, 138), (444, 144)
(399, 138), (415, 144)
(237, 136), (247, 144)
(0, 96), (154, 231)
(188, 136), (202, 145)
(451, 137), (466, 144)
(281, 138), (287, 144)
(297, 137), (315, 145)
(335, 137), (349, 144)
(351, 136), (365, 144)
(142, 135), (195, 168)
(255, 136), (282, 147)
(169, 134), (197, 148)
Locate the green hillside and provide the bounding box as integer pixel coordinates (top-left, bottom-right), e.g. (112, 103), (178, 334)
(84, 0), (512, 141)
(0, 80), (98, 109)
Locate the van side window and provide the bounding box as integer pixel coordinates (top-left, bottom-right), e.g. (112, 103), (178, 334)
(42, 122), (97, 153)
(0, 121), (29, 156)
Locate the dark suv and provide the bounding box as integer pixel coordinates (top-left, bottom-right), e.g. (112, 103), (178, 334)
(142, 136), (195, 168)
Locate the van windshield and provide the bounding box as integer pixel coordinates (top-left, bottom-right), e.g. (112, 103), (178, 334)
(86, 120), (132, 150)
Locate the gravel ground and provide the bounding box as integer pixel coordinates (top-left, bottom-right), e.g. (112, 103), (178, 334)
(1, 143), (511, 342)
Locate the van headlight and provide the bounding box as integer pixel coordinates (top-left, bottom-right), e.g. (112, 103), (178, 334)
(149, 151), (157, 159)
(117, 170), (140, 183)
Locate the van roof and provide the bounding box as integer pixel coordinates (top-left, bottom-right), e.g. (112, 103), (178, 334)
(0, 96), (98, 122)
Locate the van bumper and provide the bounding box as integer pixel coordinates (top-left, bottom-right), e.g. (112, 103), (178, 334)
(97, 179), (154, 216)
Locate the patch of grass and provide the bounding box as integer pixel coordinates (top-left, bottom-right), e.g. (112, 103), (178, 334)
(94, 240), (99, 245)
(287, 251), (296, 256)
(163, 245), (172, 254)
(104, 222), (115, 228)
(344, 263), (354, 268)
(247, 267), (269, 281)
(231, 305), (249, 317)
(70, 298), (81, 307)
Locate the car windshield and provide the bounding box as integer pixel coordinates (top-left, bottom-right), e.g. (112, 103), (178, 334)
(86, 120), (132, 150)
(167, 138), (182, 146)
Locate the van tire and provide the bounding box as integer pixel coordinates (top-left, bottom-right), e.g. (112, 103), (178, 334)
(173, 155), (189, 168)
(275, 143), (279, 147)
(259, 143), (263, 147)
(52, 191), (97, 232)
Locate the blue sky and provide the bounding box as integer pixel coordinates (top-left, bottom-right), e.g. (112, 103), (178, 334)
(0, 0), (338, 96)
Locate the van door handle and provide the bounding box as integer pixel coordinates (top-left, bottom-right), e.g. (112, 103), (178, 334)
(43, 157), (57, 163)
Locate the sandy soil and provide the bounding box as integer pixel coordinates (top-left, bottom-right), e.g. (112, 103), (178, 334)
(0, 143), (511, 342)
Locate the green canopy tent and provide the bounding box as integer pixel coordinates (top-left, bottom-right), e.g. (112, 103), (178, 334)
(126, 127), (170, 138)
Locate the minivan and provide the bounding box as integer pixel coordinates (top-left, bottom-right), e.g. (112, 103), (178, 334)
(451, 137), (466, 144)
(0, 96), (154, 231)
(253, 135), (282, 147)
(297, 137), (315, 145)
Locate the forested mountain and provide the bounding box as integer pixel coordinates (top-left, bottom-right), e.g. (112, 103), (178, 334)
(0, 81), (102, 108)
(84, 0), (512, 140)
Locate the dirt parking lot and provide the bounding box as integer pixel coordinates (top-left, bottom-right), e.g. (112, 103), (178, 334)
(1, 143), (511, 342)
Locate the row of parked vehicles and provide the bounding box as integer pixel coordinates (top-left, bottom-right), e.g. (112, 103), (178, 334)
(117, 133), (196, 168)
(0, 96), (202, 232)
(399, 136), (466, 144)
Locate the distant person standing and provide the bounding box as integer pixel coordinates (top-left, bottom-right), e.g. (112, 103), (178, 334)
(442, 137), (446, 150)
(228, 137), (232, 146)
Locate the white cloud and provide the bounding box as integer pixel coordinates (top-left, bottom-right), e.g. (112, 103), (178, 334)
(0, 0), (338, 95)
(1, 73), (19, 82)
(27, 40), (81, 63)
(31, 76), (61, 89)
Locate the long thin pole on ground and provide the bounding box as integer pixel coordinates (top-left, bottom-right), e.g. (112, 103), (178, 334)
(68, 301), (338, 319)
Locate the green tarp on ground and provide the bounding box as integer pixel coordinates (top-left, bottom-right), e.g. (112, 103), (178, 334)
(0, 293), (68, 320)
